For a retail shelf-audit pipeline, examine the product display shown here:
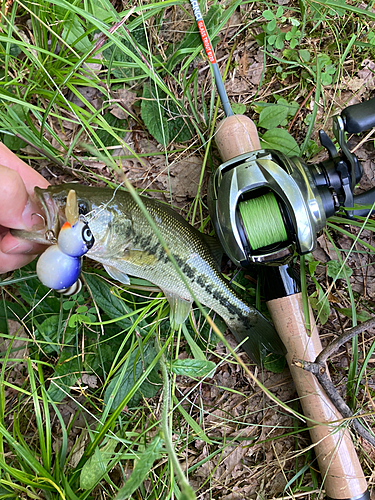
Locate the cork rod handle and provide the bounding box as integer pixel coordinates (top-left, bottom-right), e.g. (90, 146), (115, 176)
(215, 114), (261, 162)
(267, 294), (369, 500)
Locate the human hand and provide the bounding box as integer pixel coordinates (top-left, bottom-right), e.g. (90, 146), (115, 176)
(0, 143), (50, 273)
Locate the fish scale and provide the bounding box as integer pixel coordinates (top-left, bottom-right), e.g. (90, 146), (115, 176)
(12, 183), (286, 367)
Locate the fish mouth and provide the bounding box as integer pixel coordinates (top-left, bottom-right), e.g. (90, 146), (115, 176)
(10, 186), (65, 245)
(34, 187), (62, 238)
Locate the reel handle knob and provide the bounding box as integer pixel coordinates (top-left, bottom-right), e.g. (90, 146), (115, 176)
(216, 114), (261, 161)
(341, 98), (375, 134)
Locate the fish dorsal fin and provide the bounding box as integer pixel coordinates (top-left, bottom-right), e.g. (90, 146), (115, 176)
(104, 264), (131, 285)
(201, 234), (223, 270)
(162, 290), (192, 331)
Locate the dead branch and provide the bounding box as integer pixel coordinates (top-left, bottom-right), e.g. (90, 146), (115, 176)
(316, 316), (375, 365)
(300, 359), (375, 448)
(298, 316), (375, 447)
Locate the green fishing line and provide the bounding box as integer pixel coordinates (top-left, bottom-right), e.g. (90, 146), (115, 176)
(239, 192), (288, 250)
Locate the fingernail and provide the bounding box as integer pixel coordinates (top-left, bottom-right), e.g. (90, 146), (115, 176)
(3, 240), (34, 254)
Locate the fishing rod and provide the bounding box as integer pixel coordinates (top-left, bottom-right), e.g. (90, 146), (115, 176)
(189, 0), (232, 117)
(210, 98), (372, 500)
(190, 3), (372, 499)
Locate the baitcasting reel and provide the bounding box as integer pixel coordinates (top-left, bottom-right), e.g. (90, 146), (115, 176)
(209, 98), (375, 266)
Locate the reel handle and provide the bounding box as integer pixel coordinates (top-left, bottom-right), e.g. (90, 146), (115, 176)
(341, 98), (375, 134)
(267, 294), (369, 500)
(353, 187), (375, 217)
(215, 114), (260, 161)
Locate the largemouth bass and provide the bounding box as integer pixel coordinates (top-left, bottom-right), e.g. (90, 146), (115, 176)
(13, 184), (285, 366)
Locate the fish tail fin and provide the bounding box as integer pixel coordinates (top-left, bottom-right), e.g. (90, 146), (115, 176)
(227, 312), (286, 371)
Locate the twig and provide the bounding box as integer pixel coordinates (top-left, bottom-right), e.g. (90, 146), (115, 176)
(317, 316), (375, 364)
(300, 360), (375, 448)
(296, 316), (375, 447)
(288, 86), (315, 133)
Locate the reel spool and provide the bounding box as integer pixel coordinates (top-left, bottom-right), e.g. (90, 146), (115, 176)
(208, 149), (330, 265)
(209, 98), (375, 266)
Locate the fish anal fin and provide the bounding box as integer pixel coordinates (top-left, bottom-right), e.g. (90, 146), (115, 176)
(163, 290), (192, 331)
(104, 264), (131, 285)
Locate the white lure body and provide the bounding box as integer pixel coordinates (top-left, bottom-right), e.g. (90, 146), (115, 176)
(36, 220), (95, 291)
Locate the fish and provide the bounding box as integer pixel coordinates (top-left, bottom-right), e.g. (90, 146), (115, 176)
(12, 183), (285, 367)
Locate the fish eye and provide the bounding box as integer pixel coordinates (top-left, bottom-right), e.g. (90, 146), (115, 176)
(78, 201), (89, 215)
(82, 224), (95, 249)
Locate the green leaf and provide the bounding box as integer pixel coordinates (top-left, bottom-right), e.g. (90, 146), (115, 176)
(35, 315), (75, 354)
(262, 352), (285, 373)
(62, 300), (75, 311)
(308, 259), (320, 277)
(93, 112), (129, 148)
(103, 24), (148, 81)
(336, 308), (372, 323)
(175, 400), (213, 444)
(182, 323), (206, 361)
(166, 99), (193, 143)
(3, 135), (26, 151)
(309, 279), (330, 325)
(258, 105), (289, 129)
(274, 33), (286, 50)
(326, 260), (353, 280)
(0, 485), (18, 499)
(267, 22), (277, 34)
(170, 359), (216, 378)
(104, 343), (161, 411)
(47, 349), (81, 402)
(0, 300), (27, 334)
(62, 17), (91, 52)
(262, 10), (274, 21)
(83, 273), (134, 331)
(231, 103), (247, 115)
(80, 437), (118, 490)
(298, 49), (311, 62)
(260, 128), (300, 155)
(114, 435), (164, 500)
(276, 6), (284, 17)
(3, 104), (28, 151)
(141, 85), (169, 146)
(275, 98), (299, 117)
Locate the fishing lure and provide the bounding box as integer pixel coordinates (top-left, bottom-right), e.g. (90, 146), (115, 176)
(36, 190), (95, 294)
(36, 220), (95, 294)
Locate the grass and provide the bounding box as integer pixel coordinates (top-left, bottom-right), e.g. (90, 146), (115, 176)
(1, 0), (375, 498)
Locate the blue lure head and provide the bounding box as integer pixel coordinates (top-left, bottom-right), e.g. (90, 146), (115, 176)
(36, 220), (95, 291)
(58, 220), (95, 257)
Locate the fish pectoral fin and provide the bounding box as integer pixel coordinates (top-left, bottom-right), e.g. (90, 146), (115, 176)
(122, 249), (157, 266)
(201, 234), (223, 270)
(162, 290), (192, 331)
(104, 264), (131, 285)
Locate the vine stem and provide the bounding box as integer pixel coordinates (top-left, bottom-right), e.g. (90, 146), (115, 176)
(156, 339), (196, 500)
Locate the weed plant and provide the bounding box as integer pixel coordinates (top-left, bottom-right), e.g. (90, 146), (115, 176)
(1, 0), (375, 498)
